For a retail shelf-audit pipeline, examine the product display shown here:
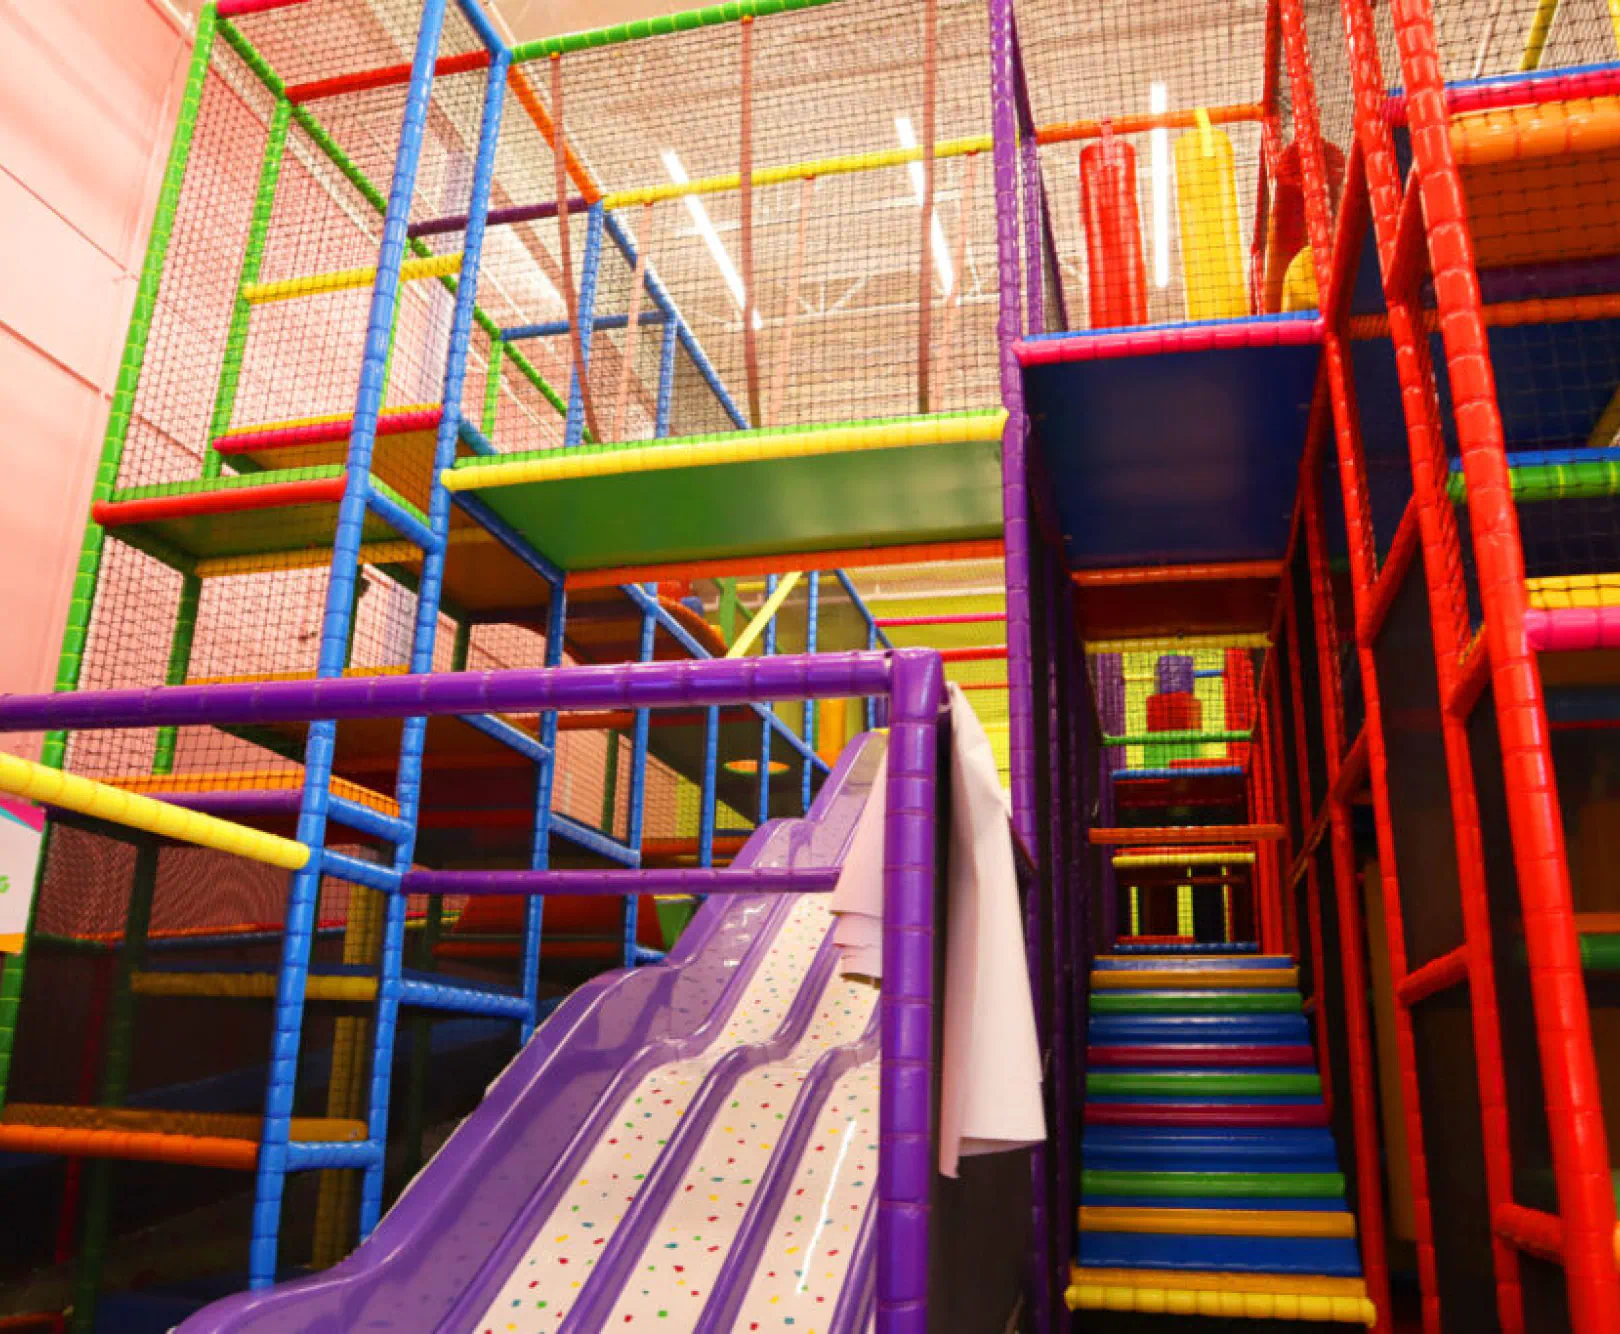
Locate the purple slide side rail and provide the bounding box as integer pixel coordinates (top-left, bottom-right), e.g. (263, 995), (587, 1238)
(876, 650), (945, 1332)
(695, 1006), (883, 1333)
(179, 736), (884, 1333)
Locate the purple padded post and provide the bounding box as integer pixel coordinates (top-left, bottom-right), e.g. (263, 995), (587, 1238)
(989, 0), (1037, 861)
(1155, 653), (1195, 696)
(875, 649), (944, 1334)
(1096, 651), (1125, 772)
(0, 652), (894, 733)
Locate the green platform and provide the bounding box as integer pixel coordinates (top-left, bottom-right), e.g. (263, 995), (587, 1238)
(448, 410), (1006, 571)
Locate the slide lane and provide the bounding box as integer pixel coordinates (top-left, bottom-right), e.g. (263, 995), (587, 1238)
(178, 738), (886, 1334)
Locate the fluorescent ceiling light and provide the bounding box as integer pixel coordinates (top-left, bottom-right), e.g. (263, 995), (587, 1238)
(1149, 83), (1171, 289)
(662, 150), (761, 330)
(894, 116), (955, 296)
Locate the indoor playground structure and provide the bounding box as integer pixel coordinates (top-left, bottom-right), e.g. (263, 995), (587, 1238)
(1, 0), (1620, 1329)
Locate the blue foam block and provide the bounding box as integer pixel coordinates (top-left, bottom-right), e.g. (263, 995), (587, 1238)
(1087, 1016), (1313, 1045)
(1083, 1194), (1348, 1212)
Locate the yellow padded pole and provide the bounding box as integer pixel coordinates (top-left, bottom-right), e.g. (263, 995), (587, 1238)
(0, 753), (309, 870)
(243, 252), (462, 304)
(726, 572), (802, 659)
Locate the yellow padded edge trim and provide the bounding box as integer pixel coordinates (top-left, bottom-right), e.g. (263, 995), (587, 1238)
(0, 1103), (365, 1142)
(184, 665), (411, 687)
(0, 754), (310, 871)
(1527, 573), (1620, 610)
(216, 402), (441, 437)
(442, 411), (1009, 492)
(1078, 1206), (1355, 1238)
(603, 134), (993, 208)
(105, 771), (398, 817)
(131, 971), (377, 1001)
(193, 528), (488, 579)
(1072, 1266), (1368, 1298)
(243, 253), (462, 304)
(1113, 850), (1258, 868)
(1065, 1280), (1376, 1325)
(1090, 967), (1297, 989)
(1086, 633), (1271, 653)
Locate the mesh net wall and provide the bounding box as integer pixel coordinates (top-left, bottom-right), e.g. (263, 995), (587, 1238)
(1432, 0), (1620, 81)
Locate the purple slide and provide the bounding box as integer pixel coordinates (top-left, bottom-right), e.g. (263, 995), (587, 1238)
(180, 736), (888, 1334)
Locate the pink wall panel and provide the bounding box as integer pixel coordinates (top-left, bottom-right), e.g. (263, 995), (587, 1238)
(0, 1), (191, 758)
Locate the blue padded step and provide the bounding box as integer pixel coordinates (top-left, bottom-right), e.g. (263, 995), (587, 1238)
(1082, 1126), (1342, 1173)
(1076, 1231), (1364, 1277)
(1084, 1194), (1349, 1212)
(1093, 955), (1295, 971)
(1088, 1015), (1312, 1045)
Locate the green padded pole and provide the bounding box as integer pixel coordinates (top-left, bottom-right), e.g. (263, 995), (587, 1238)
(0, 4), (218, 1114)
(482, 339), (505, 437)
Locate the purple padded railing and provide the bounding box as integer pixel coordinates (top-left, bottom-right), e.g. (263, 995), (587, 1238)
(0, 653), (894, 733)
(400, 866), (840, 895)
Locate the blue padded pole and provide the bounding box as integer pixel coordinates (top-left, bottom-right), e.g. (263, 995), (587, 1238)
(699, 705), (719, 868)
(358, 42), (511, 1242)
(757, 574), (778, 827)
(623, 583), (657, 966)
(503, 311), (664, 340)
(564, 203), (606, 447)
(802, 571), (820, 812)
(522, 581), (567, 1040)
(602, 208), (747, 430)
(835, 567), (892, 649)
(453, 0), (506, 53)
(250, 0), (450, 1289)
(655, 318), (678, 438)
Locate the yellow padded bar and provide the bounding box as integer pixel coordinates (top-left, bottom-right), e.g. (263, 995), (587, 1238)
(602, 135), (993, 208)
(1112, 850), (1257, 869)
(131, 971), (377, 1001)
(442, 411), (1009, 492)
(1090, 967), (1297, 989)
(1086, 633), (1271, 653)
(217, 402), (441, 436)
(726, 572), (802, 659)
(0, 753), (310, 871)
(1527, 573), (1620, 610)
(243, 253), (462, 304)
(0, 1103), (365, 1143)
(1079, 1206), (1355, 1239)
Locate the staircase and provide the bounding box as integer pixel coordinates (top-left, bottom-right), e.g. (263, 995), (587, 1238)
(1068, 950), (1378, 1326)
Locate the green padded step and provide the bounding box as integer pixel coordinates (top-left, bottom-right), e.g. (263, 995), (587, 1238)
(1087, 1071), (1322, 1098)
(1082, 1170), (1347, 1199)
(1089, 991), (1303, 1015)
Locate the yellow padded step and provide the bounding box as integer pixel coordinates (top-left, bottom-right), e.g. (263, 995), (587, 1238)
(1090, 967), (1298, 989)
(1067, 1266), (1375, 1325)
